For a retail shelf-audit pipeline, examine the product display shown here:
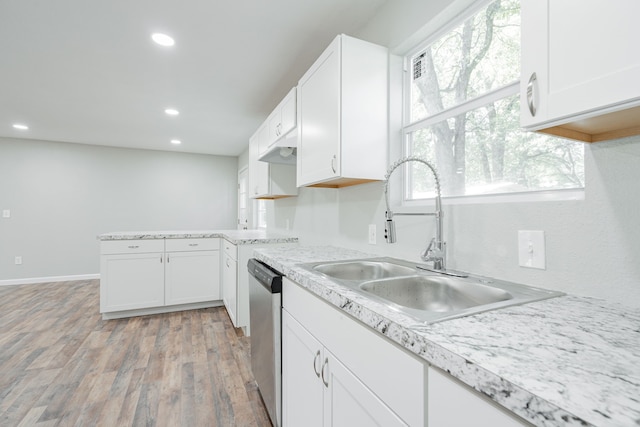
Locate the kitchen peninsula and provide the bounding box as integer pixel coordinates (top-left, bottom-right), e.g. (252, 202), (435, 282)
(98, 230), (297, 331)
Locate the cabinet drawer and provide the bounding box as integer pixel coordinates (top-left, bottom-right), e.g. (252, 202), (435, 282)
(165, 238), (219, 252)
(223, 240), (237, 260)
(100, 239), (164, 255)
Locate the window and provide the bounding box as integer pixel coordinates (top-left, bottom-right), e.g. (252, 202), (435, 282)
(255, 199), (267, 229)
(404, 0), (584, 200)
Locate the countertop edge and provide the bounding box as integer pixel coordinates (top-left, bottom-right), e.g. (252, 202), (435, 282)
(253, 248), (597, 427)
(97, 230), (299, 245)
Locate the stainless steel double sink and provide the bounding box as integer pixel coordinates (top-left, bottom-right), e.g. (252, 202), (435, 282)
(300, 257), (563, 324)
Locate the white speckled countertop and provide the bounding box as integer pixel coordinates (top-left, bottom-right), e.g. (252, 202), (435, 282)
(253, 245), (640, 427)
(97, 229), (298, 245)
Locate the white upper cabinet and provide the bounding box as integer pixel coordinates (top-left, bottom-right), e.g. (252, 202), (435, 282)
(297, 34), (388, 188)
(266, 87), (297, 148)
(249, 124), (297, 199)
(521, 0), (640, 142)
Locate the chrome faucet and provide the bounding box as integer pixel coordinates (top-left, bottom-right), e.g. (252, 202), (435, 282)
(383, 156), (453, 274)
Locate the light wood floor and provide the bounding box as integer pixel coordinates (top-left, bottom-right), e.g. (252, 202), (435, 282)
(0, 280), (272, 427)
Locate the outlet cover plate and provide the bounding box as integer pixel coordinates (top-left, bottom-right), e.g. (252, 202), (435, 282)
(518, 230), (545, 269)
(368, 224), (377, 245)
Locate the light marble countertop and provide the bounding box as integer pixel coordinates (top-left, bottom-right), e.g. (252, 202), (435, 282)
(97, 229), (298, 245)
(253, 245), (640, 427)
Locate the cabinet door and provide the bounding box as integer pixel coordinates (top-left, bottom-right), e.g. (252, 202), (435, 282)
(521, 0), (640, 131)
(222, 254), (238, 326)
(280, 87), (296, 136)
(327, 351), (406, 427)
(428, 367), (530, 427)
(282, 310), (324, 427)
(249, 125), (270, 198)
(165, 250), (220, 305)
(267, 110), (281, 150)
(297, 36), (341, 186)
(100, 252), (164, 312)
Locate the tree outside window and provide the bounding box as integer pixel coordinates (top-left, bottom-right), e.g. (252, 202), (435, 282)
(405, 0), (584, 199)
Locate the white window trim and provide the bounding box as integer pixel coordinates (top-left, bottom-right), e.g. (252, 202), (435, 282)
(404, 82), (519, 133)
(393, 0), (584, 209)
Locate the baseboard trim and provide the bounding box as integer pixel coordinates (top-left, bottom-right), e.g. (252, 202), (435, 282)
(0, 273), (100, 287)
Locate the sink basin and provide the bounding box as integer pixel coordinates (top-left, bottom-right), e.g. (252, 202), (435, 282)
(313, 260), (416, 280)
(359, 276), (512, 312)
(300, 257), (563, 324)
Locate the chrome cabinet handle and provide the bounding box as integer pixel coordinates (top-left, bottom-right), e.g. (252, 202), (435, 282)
(127, 245), (139, 249)
(331, 155), (337, 174)
(188, 243), (198, 247)
(527, 72), (537, 117)
(321, 357), (329, 387)
(313, 350), (321, 378)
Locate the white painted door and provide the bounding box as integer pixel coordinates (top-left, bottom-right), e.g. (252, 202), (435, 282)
(428, 367), (529, 427)
(280, 87), (297, 137)
(249, 125), (270, 197)
(222, 253), (238, 326)
(282, 310), (324, 427)
(521, 0), (640, 129)
(297, 35), (341, 186)
(326, 351), (406, 427)
(100, 252), (165, 312)
(164, 250), (220, 305)
(237, 167), (249, 230)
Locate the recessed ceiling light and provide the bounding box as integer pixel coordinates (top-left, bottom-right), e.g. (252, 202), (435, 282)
(13, 123), (29, 130)
(151, 33), (175, 47)
(165, 108), (179, 116)
(170, 139), (182, 145)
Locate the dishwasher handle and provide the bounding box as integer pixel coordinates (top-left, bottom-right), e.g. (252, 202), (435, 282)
(247, 258), (283, 293)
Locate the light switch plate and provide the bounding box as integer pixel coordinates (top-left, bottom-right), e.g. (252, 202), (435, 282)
(2, 209), (10, 218)
(518, 230), (545, 269)
(368, 224), (377, 245)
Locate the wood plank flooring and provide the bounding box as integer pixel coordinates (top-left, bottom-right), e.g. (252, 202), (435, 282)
(0, 280), (272, 427)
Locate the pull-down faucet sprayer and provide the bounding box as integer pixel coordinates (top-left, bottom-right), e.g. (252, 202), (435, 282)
(384, 156), (462, 276)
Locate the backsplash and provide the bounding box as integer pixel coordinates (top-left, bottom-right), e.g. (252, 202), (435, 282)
(265, 135), (640, 308)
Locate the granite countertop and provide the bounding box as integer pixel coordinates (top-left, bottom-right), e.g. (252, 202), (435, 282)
(97, 229), (298, 245)
(253, 245), (640, 427)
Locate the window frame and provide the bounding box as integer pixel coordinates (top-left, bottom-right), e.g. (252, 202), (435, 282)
(396, 0), (584, 208)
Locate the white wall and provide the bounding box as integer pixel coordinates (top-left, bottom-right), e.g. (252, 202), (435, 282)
(0, 138), (238, 282)
(264, 0), (640, 308)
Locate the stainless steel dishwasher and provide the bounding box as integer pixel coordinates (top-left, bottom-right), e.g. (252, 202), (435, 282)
(247, 258), (283, 427)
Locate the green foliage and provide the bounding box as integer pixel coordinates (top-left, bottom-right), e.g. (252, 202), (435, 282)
(407, 0), (584, 198)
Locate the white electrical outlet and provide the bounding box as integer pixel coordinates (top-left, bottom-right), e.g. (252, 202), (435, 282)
(368, 224), (377, 245)
(518, 230), (545, 269)
(2, 209), (10, 218)
(15, 256), (22, 265)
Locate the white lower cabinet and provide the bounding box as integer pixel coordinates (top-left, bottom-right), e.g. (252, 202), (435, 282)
(282, 311), (324, 427)
(100, 238), (221, 318)
(283, 311), (405, 427)
(222, 240), (297, 334)
(428, 367), (531, 427)
(282, 278), (424, 427)
(222, 241), (238, 326)
(100, 251), (165, 312)
(165, 251), (220, 305)
(282, 277), (532, 427)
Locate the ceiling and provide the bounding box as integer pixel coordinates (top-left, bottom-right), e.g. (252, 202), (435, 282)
(0, 0), (387, 157)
